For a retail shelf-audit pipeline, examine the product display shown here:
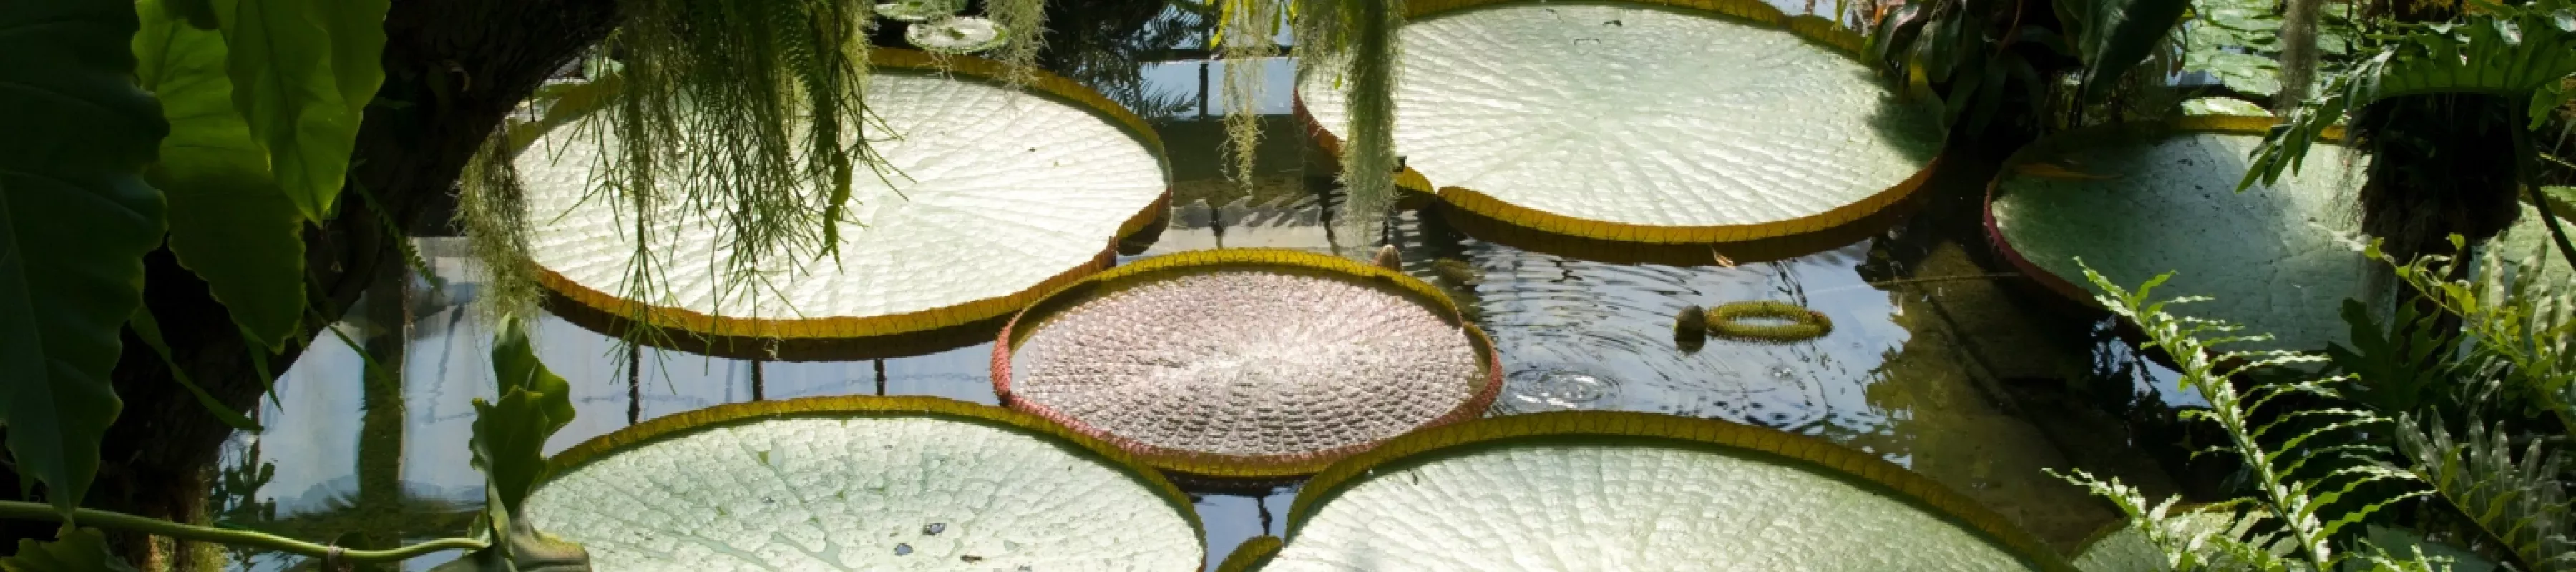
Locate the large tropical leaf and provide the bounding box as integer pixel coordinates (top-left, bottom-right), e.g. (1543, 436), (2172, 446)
(1229, 412), (2069, 571)
(0, 528), (137, 572)
(1298, 0), (1945, 242)
(2244, 0), (2576, 187)
(0, 0), (166, 516)
(2371, 0), (2576, 127)
(474, 316), (576, 517)
(521, 397), (1206, 570)
(133, 0), (305, 351)
(2059, 0), (2190, 100)
(446, 315), (589, 570)
(208, 0), (384, 223)
(1989, 121), (2379, 352)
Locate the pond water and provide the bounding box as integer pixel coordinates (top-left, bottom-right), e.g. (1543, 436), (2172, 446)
(213, 4), (2205, 570)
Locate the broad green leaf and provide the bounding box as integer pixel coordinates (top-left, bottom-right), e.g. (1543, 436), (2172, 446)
(2064, 0), (2190, 100)
(521, 397), (1205, 569)
(0, 528), (138, 572)
(1299, 2), (1944, 237)
(0, 0), (165, 515)
(134, 0), (306, 352)
(210, 0), (359, 223)
(2247, 0), (2576, 187)
(2368, 0), (2576, 128)
(429, 516), (592, 572)
(126, 307), (260, 431)
(474, 316), (575, 516)
(1239, 412), (2065, 571)
(514, 60), (1167, 338)
(309, 0), (387, 118)
(1990, 127), (2379, 352)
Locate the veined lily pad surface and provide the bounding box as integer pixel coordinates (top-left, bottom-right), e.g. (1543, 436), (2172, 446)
(521, 396), (1204, 570)
(997, 250), (1503, 480)
(1989, 119), (2379, 352)
(1298, 0), (1944, 242)
(517, 51), (1167, 342)
(2495, 203), (2574, 290)
(1229, 412), (2066, 571)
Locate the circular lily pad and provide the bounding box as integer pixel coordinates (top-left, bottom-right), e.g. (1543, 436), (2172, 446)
(1989, 117), (2379, 352)
(523, 396), (1204, 570)
(1221, 411), (2069, 571)
(2493, 202), (2574, 290)
(517, 50), (1169, 357)
(995, 249), (1503, 480)
(1297, 0), (1944, 243)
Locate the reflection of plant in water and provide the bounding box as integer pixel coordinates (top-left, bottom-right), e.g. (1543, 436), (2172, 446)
(0, 315), (580, 569)
(1035, 0), (1204, 119)
(208, 439), (278, 569)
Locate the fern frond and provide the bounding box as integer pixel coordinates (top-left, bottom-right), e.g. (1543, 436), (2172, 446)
(2394, 413), (2572, 570)
(2077, 259), (2429, 569)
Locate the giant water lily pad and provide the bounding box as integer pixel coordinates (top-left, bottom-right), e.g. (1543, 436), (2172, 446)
(517, 50), (1169, 355)
(1298, 0), (1944, 243)
(2493, 202), (2575, 290)
(1217, 411), (2070, 571)
(522, 396), (1204, 569)
(996, 249), (1503, 480)
(1989, 117), (2379, 352)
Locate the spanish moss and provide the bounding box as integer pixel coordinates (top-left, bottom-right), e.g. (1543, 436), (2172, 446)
(1295, 0), (1402, 240)
(1221, 0), (1282, 188)
(589, 0), (878, 327)
(987, 0), (1050, 83)
(457, 129), (539, 325)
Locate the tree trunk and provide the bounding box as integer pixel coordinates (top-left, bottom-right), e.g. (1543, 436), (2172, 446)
(0, 0), (618, 566)
(2273, 0), (2323, 109)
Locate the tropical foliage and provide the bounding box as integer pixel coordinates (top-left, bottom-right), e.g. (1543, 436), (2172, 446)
(2060, 231), (2576, 571)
